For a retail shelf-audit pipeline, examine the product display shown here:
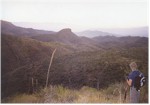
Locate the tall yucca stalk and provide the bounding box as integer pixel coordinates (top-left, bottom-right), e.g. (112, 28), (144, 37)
(45, 48), (57, 88)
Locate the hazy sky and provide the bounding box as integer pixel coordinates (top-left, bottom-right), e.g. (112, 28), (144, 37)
(1, 0), (148, 31)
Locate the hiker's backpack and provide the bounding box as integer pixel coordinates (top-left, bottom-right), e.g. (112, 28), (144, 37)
(134, 73), (146, 91)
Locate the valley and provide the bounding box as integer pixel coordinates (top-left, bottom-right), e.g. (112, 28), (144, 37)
(1, 20), (148, 103)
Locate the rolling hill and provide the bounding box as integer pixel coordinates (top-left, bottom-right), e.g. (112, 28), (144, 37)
(97, 27), (148, 37)
(1, 20), (55, 37)
(77, 27), (148, 38)
(93, 35), (148, 48)
(76, 30), (117, 38)
(1, 33), (81, 98)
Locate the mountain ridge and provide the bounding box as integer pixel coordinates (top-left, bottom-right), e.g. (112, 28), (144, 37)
(3, 20), (148, 37)
(76, 30), (118, 38)
(1, 20), (55, 37)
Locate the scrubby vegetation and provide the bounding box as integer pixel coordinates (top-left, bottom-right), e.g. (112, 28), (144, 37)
(1, 84), (129, 103)
(2, 83), (148, 103)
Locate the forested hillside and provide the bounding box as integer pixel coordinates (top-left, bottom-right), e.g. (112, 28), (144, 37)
(1, 20), (148, 103)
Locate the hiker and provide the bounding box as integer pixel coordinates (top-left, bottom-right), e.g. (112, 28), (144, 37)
(126, 62), (144, 103)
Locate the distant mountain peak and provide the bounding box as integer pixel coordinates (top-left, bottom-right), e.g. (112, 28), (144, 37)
(57, 28), (78, 38)
(58, 28), (72, 34)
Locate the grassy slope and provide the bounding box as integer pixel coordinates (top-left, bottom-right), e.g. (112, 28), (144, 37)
(2, 83), (148, 103)
(1, 83), (129, 103)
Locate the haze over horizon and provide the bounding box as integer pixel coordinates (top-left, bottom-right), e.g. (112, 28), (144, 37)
(1, 20), (148, 37)
(1, 0), (148, 32)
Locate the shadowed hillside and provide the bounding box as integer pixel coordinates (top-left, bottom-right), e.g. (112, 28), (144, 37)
(1, 20), (55, 36)
(31, 28), (101, 51)
(1, 34), (76, 98)
(93, 35), (148, 49)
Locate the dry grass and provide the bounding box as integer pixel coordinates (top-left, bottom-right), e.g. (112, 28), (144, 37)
(39, 85), (78, 103)
(4, 83), (148, 103)
(2, 94), (39, 103)
(75, 83), (130, 103)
